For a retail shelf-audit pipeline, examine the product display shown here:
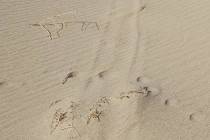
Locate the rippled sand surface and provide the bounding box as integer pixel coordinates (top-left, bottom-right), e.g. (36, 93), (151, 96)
(0, 0), (210, 140)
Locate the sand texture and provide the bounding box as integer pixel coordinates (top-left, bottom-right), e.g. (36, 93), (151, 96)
(0, 0), (210, 140)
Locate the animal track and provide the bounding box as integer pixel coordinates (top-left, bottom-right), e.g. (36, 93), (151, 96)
(48, 75), (161, 138)
(62, 71), (78, 85)
(49, 99), (62, 108)
(87, 109), (103, 125)
(50, 101), (81, 138)
(139, 5), (146, 12)
(118, 87), (151, 100)
(97, 71), (107, 79)
(87, 97), (110, 124)
(50, 108), (67, 134)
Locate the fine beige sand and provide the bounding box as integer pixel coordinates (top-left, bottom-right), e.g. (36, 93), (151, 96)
(0, 0), (210, 140)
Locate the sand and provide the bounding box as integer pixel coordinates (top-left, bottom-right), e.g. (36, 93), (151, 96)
(0, 0), (210, 140)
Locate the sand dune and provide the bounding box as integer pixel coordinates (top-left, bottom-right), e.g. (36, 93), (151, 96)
(0, 0), (210, 140)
